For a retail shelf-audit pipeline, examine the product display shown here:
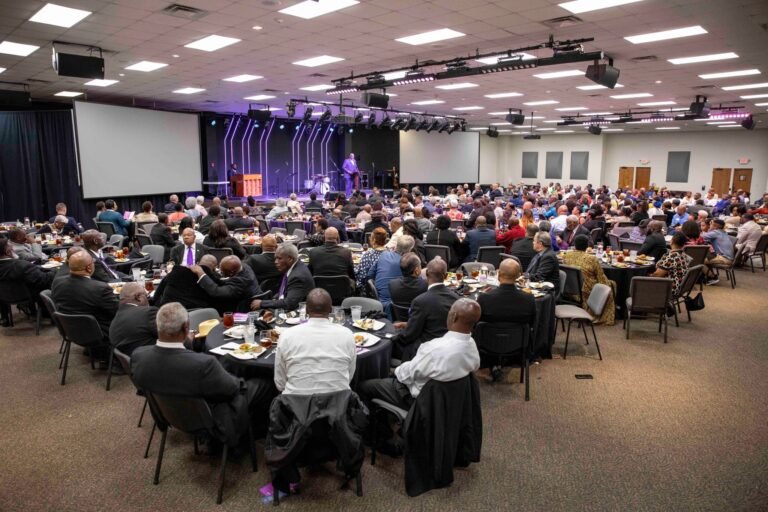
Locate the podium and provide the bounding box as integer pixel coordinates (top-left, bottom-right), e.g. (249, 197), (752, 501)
(231, 174), (262, 197)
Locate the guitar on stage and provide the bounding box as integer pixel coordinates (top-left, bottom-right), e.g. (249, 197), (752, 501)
(342, 153), (362, 195)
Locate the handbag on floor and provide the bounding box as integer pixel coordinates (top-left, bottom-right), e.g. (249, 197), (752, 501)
(684, 293), (705, 311)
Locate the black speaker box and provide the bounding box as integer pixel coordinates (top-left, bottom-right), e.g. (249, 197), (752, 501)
(247, 109), (272, 122)
(0, 90), (31, 106)
(361, 92), (389, 109)
(585, 64), (620, 89)
(53, 52), (105, 79)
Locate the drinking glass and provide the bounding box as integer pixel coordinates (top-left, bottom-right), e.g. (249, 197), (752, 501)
(243, 323), (255, 344)
(223, 312), (235, 328)
(275, 309), (285, 326)
(131, 268), (141, 281)
(629, 250), (638, 262)
(471, 270), (479, 279)
(122, 247), (129, 257)
(351, 306), (362, 323)
(488, 269), (498, 283)
(455, 271), (464, 282)
(144, 280), (154, 292)
(259, 331), (273, 349)
(334, 306), (345, 324)
(298, 302), (307, 322)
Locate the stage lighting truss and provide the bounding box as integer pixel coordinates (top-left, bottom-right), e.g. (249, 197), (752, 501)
(366, 111), (377, 128)
(425, 119), (441, 133)
(393, 70), (436, 86)
(558, 104), (750, 127)
(379, 113), (392, 128)
(353, 111), (364, 123)
(326, 80), (359, 95)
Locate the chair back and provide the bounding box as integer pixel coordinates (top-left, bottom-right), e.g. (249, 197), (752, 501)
(477, 246), (505, 268)
(450, 220), (465, 230)
(652, 215), (667, 222)
(517, 254), (533, 272)
(136, 222), (157, 236)
(313, 275), (353, 306)
(500, 253), (521, 266)
(472, 322), (530, 357)
(607, 233), (622, 251)
(586, 283), (612, 317)
(146, 392), (216, 437)
(142, 245), (166, 265)
(391, 303), (410, 322)
(188, 308), (220, 331)
(233, 228), (252, 236)
(260, 276), (281, 296)
(108, 234), (124, 247)
(40, 290), (66, 338)
(619, 239), (643, 253)
(560, 264), (583, 304)
(460, 262), (485, 276)
(285, 221), (305, 235)
(270, 227), (287, 235)
(628, 277), (672, 313)
(617, 221), (635, 227)
(207, 247), (233, 263)
(424, 244), (450, 265)
(96, 222), (116, 238)
(296, 239), (313, 251)
(345, 242), (362, 250)
(113, 347), (133, 375)
(0, 281), (33, 304)
(558, 270), (567, 298)
(365, 279), (379, 300)
(136, 234), (153, 248)
(54, 312), (105, 347)
(683, 245), (710, 267)
(293, 229), (306, 241)
(341, 297), (383, 314)
(130, 256), (153, 271)
(755, 233), (768, 254)
(590, 227), (602, 245)
(676, 264), (703, 299)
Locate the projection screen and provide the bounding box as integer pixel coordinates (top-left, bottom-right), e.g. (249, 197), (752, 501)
(74, 101), (202, 199)
(399, 131), (479, 183)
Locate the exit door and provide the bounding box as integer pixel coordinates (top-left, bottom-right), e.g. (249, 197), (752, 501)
(634, 167), (651, 190)
(732, 168), (752, 196)
(711, 168), (731, 196)
(618, 167), (634, 189)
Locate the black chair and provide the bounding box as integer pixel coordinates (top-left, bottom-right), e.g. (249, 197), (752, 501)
(590, 227), (603, 245)
(270, 227), (287, 235)
(558, 264), (584, 307)
(136, 222), (158, 237)
(365, 279), (379, 301)
(96, 221), (117, 238)
(112, 347), (149, 430)
(130, 256), (154, 272)
(296, 239), (313, 251)
(619, 239), (643, 253)
(500, 253), (521, 266)
(207, 247), (233, 263)
(670, 265), (704, 325)
(313, 275), (353, 306)
(476, 246), (504, 268)
(473, 321), (531, 399)
(424, 244), (450, 265)
(260, 276), (281, 297)
(40, 289), (65, 359)
(145, 391), (257, 505)
(607, 233), (624, 251)
(651, 215), (668, 223)
(747, 233), (768, 272)
(390, 303), (410, 322)
(54, 312), (106, 385)
(517, 254), (533, 272)
(623, 277), (673, 343)
(285, 221), (305, 236)
(136, 234), (154, 248)
(616, 221), (635, 227)
(450, 220), (465, 230)
(0, 281), (41, 335)
(683, 245), (710, 267)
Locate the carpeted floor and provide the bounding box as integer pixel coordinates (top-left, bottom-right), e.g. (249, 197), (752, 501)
(1, 269), (767, 512)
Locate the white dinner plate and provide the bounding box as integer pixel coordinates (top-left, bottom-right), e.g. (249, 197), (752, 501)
(354, 332), (381, 347)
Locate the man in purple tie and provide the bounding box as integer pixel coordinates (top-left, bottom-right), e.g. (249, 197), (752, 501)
(171, 228), (208, 266)
(249, 244), (314, 312)
(342, 153), (360, 195)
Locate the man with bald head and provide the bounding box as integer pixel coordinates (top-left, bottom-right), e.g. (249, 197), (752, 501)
(53, 246), (86, 281)
(190, 255), (262, 313)
(0, 238), (55, 324)
(327, 208), (349, 242)
(308, 227), (355, 285)
(109, 282), (158, 356)
(224, 206), (258, 231)
(463, 215), (496, 262)
(81, 229), (124, 282)
(170, 227), (208, 266)
(477, 258), (535, 325)
(391, 257), (460, 361)
(244, 234), (282, 295)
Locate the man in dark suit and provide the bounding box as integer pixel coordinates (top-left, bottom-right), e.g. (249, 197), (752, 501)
(48, 202), (82, 234)
(51, 250), (119, 354)
(304, 192), (325, 213)
(163, 194), (179, 214)
(170, 228), (208, 266)
(389, 253), (427, 307)
(39, 215), (79, 237)
(244, 234), (281, 295)
(250, 244), (313, 312)
(557, 215), (590, 250)
(153, 256), (218, 310)
(150, 213), (177, 262)
(198, 204), (222, 235)
(191, 255), (263, 314)
(527, 231), (560, 290)
(477, 258), (536, 325)
(326, 209), (348, 242)
(131, 303), (274, 443)
(391, 258), (459, 361)
(109, 282), (158, 356)
(462, 216), (497, 262)
(308, 228), (355, 284)
(81, 230), (125, 283)
(363, 211), (391, 240)
(510, 224), (539, 266)
(0, 238), (55, 323)
(224, 206), (258, 232)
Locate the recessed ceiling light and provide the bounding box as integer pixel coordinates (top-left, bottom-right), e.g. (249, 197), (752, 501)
(84, 79), (118, 87)
(637, 101), (676, 106)
(497, 130), (512, 133)
(29, 3), (91, 28)
(610, 92), (653, 99)
(576, 83), (624, 90)
(279, 0), (358, 19)
(558, 0), (643, 14)
(395, 28), (465, 46)
(533, 69), (584, 79)
(484, 92), (523, 99)
(452, 106), (483, 111)
(491, 122), (512, 126)
(717, 124), (742, 128)
(740, 93), (768, 99)
(244, 94), (276, 101)
(224, 74), (263, 83)
(554, 130), (575, 133)
(125, 61), (167, 72)
(0, 67), (6, 74)
(381, 70), (407, 80)
(699, 69), (760, 80)
(300, 84), (335, 91)
(706, 121), (735, 125)
(173, 87), (205, 94)
(252, 25), (263, 30)
(185, 35), (240, 52)
(537, 128), (556, 131)
(523, 100), (559, 106)
(601, 128), (624, 132)
(543, 120), (561, 124)
(526, 116), (546, 119)
(172, 54), (179, 58)
(625, 25), (707, 44)
(583, 112), (614, 116)
(54, 91), (83, 97)
(668, 52), (738, 65)
(119, 73), (124, 77)
(469, 127), (486, 131)
(410, 100), (445, 105)
(292, 55), (344, 67)
(655, 80), (662, 84)
(555, 106), (587, 111)
(384, 93), (397, 97)
(722, 82), (768, 91)
(488, 111), (509, 115)
(754, 102), (768, 106)
(0, 41), (40, 57)
(475, 53), (536, 65)
(435, 82), (478, 90)
(655, 126), (680, 130)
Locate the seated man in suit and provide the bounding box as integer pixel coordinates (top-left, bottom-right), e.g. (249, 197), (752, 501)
(478, 258), (535, 325)
(8, 228), (46, 262)
(170, 228), (208, 266)
(510, 224), (539, 265)
(391, 258), (460, 361)
(163, 194), (179, 214)
(51, 250), (119, 363)
(191, 255), (262, 314)
(109, 282), (158, 356)
(389, 253), (427, 308)
(81, 230), (126, 283)
(224, 206), (258, 232)
(131, 302), (274, 442)
(462, 216), (496, 262)
(48, 202), (82, 234)
(527, 231), (560, 290)
(38, 215), (79, 237)
(0, 238), (55, 324)
(557, 215), (590, 250)
(150, 213), (177, 262)
(198, 204), (222, 235)
(639, 220), (668, 260)
(308, 227), (355, 287)
(53, 246), (86, 282)
(154, 255), (218, 309)
(250, 243), (314, 312)
(244, 234), (281, 295)
(326, 209), (348, 242)
(304, 192), (325, 213)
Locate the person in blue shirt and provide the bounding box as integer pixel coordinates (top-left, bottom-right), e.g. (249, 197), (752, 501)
(462, 216), (496, 262)
(97, 199), (131, 236)
(702, 218), (735, 284)
(368, 235), (415, 316)
(669, 205), (690, 233)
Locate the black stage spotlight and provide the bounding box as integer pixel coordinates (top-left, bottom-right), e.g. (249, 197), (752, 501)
(391, 117), (407, 130)
(438, 119), (451, 133)
(379, 114), (392, 128)
(505, 109), (525, 125)
(286, 101), (296, 118)
(366, 111), (377, 129)
(588, 125), (602, 135)
(689, 95), (710, 118)
(486, 127), (499, 138)
(585, 62), (620, 89)
(425, 119), (441, 133)
(404, 116), (418, 131)
(302, 106), (313, 122)
(460, 121), (467, 132)
(319, 108), (332, 123)
(446, 122), (460, 134)
(741, 115), (755, 130)
(354, 111), (364, 123)
(361, 91), (389, 109)
(247, 108), (272, 122)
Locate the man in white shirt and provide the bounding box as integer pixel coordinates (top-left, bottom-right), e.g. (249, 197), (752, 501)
(736, 214), (763, 255)
(274, 288), (357, 395)
(549, 205), (569, 235)
(359, 299), (481, 453)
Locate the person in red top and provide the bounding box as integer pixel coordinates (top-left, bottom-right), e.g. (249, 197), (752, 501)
(496, 217), (525, 253)
(445, 199), (464, 221)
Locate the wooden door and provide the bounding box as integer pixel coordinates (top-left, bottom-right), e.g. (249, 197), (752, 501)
(618, 167), (634, 189)
(711, 168), (731, 196)
(635, 167), (651, 190)
(732, 168), (752, 196)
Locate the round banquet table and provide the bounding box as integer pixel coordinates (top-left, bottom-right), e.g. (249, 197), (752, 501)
(268, 219), (313, 233)
(204, 320), (393, 388)
(601, 262), (654, 318)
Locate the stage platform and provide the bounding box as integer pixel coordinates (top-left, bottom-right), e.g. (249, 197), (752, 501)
(217, 189), (392, 207)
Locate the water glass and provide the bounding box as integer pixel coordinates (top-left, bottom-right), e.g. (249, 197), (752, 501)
(333, 306), (345, 324)
(243, 323), (255, 344)
(629, 250), (638, 262)
(298, 302), (307, 322)
(131, 268), (141, 282)
(275, 309), (285, 326)
(351, 306), (362, 323)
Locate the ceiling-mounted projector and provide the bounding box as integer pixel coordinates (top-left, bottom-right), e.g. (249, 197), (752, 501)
(523, 134), (541, 140)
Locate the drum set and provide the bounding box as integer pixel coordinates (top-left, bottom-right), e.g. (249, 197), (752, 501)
(306, 174), (330, 194)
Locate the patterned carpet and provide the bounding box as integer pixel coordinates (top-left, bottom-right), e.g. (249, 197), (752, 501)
(1, 268), (766, 512)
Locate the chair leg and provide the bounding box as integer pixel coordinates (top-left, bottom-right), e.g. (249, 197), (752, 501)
(580, 321), (589, 345)
(248, 423), (258, 473)
(662, 314), (668, 344)
(626, 314), (631, 339)
(58, 341), (67, 369)
(672, 303), (679, 328)
(194, 436), (199, 455)
(563, 320), (572, 359)
(686, 303), (692, 323)
(144, 422), (156, 458)
(524, 351), (530, 401)
(273, 478), (280, 506)
(370, 407), (378, 466)
(35, 307), (41, 336)
(105, 349), (114, 391)
(216, 444), (228, 504)
(60, 341), (71, 386)
(356, 471), (363, 497)
(153, 428), (168, 484)
(58, 337), (65, 354)
(138, 398), (148, 427)
(590, 323), (603, 360)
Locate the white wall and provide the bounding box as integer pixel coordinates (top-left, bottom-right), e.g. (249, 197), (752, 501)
(479, 135), (499, 184)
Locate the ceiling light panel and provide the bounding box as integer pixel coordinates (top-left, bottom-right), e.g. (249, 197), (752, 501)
(244, 94), (276, 100)
(84, 79), (118, 87)
(484, 92), (523, 98)
(556, 107), (587, 111)
(668, 52), (738, 65)
(173, 87), (205, 94)
(523, 100), (559, 106)
(452, 106), (483, 110)
(395, 28), (465, 46)
(0, 41), (40, 57)
(721, 82), (768, 91)
(533, 69), (584, 79)
(0, 67), (5, 74)
(435, 82), (478, 90)
(125, 61), (167, 72)
(558, 0), (643, 14)
(279, 0), (359, 19)
(717, 125), (742, 128)
(410, 100), (445, 105)
(625, 25), (707, 44)
(610, 92), (653, 99)
(185, 35), (240, 52)
(54, 91), (82, 97)
(576, 83), (624, 90)
(698, 69), (760, 80)
(29, 3), (91, 28)
(655, 127), (680, 130)
(223, 74), (263, 83)
(292, 55), (344, 67)
(637, 101), (676, 106)
(740, 93), (768, 99)
(300, 84), (335, 91)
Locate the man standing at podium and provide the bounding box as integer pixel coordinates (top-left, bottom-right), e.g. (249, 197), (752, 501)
(342, 153), (360, 195)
